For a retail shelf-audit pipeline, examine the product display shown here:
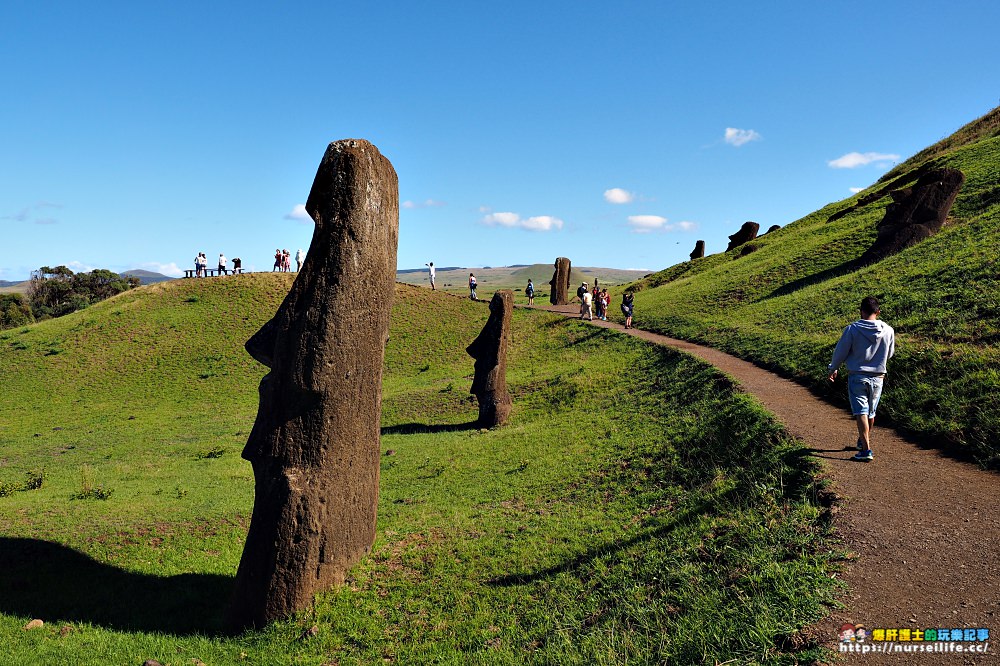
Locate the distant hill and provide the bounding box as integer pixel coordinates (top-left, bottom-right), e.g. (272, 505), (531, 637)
(121, 269), (174, 285)
(396, 264), (649, 294)
(0, 280), (30, 294)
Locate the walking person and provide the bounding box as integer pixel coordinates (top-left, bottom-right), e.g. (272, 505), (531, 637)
(218, 253), (227, 275)
(827, 296), (896, 462)
(581, 288), (593, 320)
(273, 249), (282, 272)
(525, 279), (534, 305)
(426, 262), (436, 290)
(282, 249), (291, 272)
(621, 292), (634, 328)
(468, 273), (478, 300)
(295, 249), (305, 271)
(193, 253), (201, 278)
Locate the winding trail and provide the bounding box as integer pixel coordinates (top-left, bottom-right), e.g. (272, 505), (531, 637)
(537, 303), (1000, 664)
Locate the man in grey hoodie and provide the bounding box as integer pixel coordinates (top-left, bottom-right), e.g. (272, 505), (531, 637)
(827, 296), (895, 462)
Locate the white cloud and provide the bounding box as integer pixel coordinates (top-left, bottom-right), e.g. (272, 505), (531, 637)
(402, 199), (446, 209)
(66, 260), (97, 273)
(133, 262), (184, 277)
(828, 152), (900, 169)
(724, 127), (762, 147)
(628, 215), (668, 231)
(627, 216), (698, 234)
(284, 204), (312, 221)
(604, 188), (635, 204)
(481, 211), (564, 232)
(478, 205), (491, 213)
(849, 187), (865, 194)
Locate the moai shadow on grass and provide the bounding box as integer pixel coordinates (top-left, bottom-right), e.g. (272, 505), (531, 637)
(466, 290), (513, 428)
(549, 257), (572, 305)
(225, 139), (398, 632)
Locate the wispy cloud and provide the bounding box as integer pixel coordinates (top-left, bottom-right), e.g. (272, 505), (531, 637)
(2, 202), (63, 224)
(627, 215), (698, 234)
(828, 152), (900, 169)
(724, 127), (762, 147)
(604, 188), (635, 204)
(402, 199), (446, 209)
(481, 212), (564, 232)
(284, 204), (312, 221)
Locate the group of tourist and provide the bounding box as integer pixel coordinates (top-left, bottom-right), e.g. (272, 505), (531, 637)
(574, 280), (633, 327)
(193, 252), (242, 277)
(273, 249), (306, 272)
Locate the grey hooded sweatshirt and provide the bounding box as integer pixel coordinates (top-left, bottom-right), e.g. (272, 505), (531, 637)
(828, 319), (896, 375)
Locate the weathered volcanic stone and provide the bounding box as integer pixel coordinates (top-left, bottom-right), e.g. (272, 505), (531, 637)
(226, 139), (399, 631)
(860, 168), (964, 265)
(689, 240), (705, 260)
(765, 224), (781, 234)
(726, 222), (759, 251)
(549, 257), (572, 305)
(467, 290), (513, 428)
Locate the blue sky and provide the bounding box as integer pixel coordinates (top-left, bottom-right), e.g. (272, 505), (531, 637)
(3, 1), (999, 280)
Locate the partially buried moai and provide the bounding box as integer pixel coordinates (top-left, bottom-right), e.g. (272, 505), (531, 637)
(549, 257), (572, 305)
(226, 139), (398, 631)
(467, 290), (513, 428)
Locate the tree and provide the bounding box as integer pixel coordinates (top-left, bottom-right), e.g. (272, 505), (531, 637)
(0, 294), (34, 330)
(26, 266), (139, 320)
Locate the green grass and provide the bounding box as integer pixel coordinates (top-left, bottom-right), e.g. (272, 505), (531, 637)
(0, 275), (838, 664)
(612, 108), (1000, 466)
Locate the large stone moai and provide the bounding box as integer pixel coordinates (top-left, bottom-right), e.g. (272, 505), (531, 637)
(689, 240), (705, 260)
(859, 168), (964, 265)
(466, 290), (513, 428)
(549, 257), (572, 305)
(226, 139), (399, 631)
(726, 222), (759, 251)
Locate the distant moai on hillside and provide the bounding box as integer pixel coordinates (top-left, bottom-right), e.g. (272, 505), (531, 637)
(726, 221), (759, 251)
(859, 167), (964, 265)
(549, 257), (572, 305)
(226, 139), (399, 631)
(467, 290), (513, 428)
(765, 224), (781, 234)
(689, 240), (705, 260)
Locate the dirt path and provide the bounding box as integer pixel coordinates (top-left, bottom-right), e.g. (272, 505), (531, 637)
(537, 304), (999, 664)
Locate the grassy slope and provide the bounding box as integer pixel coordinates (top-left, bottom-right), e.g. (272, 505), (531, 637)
(0, 275), (837, 664)
(617, 107), (1000, 465)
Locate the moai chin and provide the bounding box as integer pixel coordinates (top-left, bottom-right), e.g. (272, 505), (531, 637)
(549, 257), (572, 305)
(467, 290), (513, 428)
(226, 139), (398, 631)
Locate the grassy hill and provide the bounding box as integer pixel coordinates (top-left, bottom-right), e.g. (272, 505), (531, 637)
(612, 105), (1000, 466)
(0, 274), (837, 664)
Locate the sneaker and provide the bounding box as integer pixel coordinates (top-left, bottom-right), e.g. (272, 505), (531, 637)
(852, 449), (874, 462)
(845, 438), (866, 451)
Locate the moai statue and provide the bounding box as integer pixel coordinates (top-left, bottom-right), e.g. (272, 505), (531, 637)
(466, 290), (513, 428)
(765, 224), (781, 234)
(860, 168), (964, 265)
(549, 257), (572, 305)
(726, 222), (759, 251)
(689, 240), (705, 260)
(226, 139), (398, 631)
